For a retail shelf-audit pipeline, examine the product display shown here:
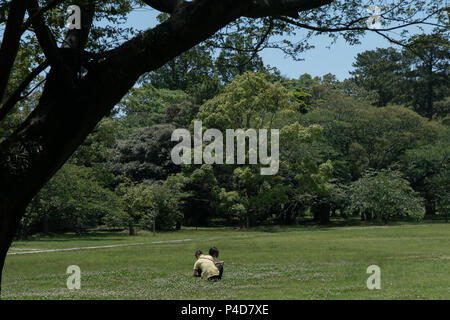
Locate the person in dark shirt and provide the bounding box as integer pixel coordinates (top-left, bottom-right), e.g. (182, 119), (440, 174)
(208, 247), (224, 280)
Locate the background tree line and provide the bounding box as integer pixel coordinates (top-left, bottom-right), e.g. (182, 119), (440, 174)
(5, 32), (448, 238)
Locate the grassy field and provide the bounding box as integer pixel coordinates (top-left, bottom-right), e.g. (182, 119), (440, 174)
(2, 222), (449, 299)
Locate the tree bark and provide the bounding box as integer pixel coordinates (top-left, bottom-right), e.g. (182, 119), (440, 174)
(425, 199), (436, 216)
(0, 0), (27, 103)
(0, 197), (26, 296)
(426, 59), (434, 118)
(318, 203), (330, 225)
(129, 221), (135, 236)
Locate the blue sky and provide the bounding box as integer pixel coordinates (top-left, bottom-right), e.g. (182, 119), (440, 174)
(260, 32), (393, 81)
(123, 7), (428, 81)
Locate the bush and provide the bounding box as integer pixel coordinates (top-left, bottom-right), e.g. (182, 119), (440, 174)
(350, 170), (425, 222)
(21, 164), (122, 237)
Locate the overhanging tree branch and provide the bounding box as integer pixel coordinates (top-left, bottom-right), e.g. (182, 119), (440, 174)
(142, 0), (335, 17)
(22, 0), (68, 32)
(239, 18), (274, 68)
(141, 0), (185, 14)
(277, 13), (445, 33)
(373, 30), (423, 59)
(26, 0), (73, 89)
(245, 0), (334, 18)
(0, 0), (27, 104)
(0, 60), (49, 122)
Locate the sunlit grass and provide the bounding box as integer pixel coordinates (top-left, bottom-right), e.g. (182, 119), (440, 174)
(3, 223), (449, 299)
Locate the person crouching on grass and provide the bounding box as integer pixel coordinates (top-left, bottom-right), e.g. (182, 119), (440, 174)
(209, 247), (224, 279)
(193, 250), (222, 281)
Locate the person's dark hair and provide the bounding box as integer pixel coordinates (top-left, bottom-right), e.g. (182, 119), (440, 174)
(209, 247), (219, 257)
(195, 250), (203, 258)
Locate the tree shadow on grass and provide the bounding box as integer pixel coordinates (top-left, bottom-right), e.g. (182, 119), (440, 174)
(17, 231), (131, 243)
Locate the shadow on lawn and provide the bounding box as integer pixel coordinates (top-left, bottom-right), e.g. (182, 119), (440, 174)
(251, 217), (432, 233)
(17, 231), (131, 243)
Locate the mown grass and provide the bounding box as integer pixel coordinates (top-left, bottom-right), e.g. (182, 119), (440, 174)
(2, 223), (449, 299)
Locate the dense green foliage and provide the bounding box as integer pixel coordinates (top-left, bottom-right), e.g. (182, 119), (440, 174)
(16, 37), (449, 236)
(349, 170), (425, 222)
(350, 34), (449, 118)
(19, 164), (122, 238)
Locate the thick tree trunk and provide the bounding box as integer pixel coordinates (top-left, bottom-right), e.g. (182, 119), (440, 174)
(425, 200), (436, 216)
(0, 0), (27, 103)
(426, 60), (434, 118)
(129, 222), (135, 236)
(319, 203), (330, 225)
(0, 196), (27, 296)
(312, 203), (329, 224)
(43, 216), (50, 233)
(313, 208), (320, 221)
(239, 218), (245, 229)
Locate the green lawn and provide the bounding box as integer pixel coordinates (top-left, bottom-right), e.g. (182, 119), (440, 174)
(2, 223), (449, 299)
